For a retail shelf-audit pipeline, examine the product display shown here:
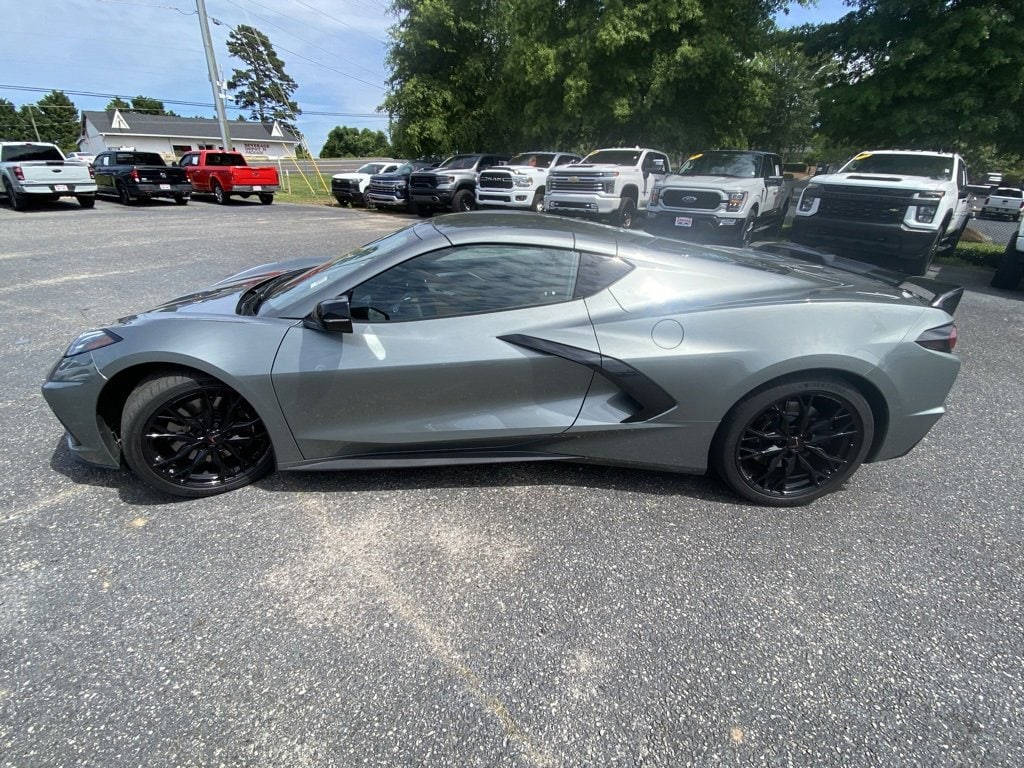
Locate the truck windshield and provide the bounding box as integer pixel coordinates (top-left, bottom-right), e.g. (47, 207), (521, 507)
(1, 145), (64, 163)
(678, 151), (759, 178)
(840, 153), (954, 180)
(583, 149), (642, 166)
(437, 155), (479, 170)
(357, 163), (387, 174)
(509, 153), (555, 168)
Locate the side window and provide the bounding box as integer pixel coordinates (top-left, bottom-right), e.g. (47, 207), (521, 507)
(98, 155), (110, 167)
(349, 245), (581, 322)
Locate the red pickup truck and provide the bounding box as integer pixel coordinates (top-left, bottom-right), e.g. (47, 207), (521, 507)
(178, 150), (279, 205)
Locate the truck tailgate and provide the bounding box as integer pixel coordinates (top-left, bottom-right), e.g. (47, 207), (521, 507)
(16, 161), (93, 187)
(230, 166), (278, 185)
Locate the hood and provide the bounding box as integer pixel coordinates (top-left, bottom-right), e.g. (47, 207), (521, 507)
(373, 169), (412, 180)
(553, 163), (620, 173)
(331, 172), (369, 181)
(128, 257), (324, 319)
(812, 172), (948, 192)
(669, 175), (760, 189)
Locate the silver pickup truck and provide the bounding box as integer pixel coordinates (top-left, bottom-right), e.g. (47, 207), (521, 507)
(1, 141), (97, 210)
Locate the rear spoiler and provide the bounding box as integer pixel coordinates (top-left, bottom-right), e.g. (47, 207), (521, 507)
(750, 241), (964, 315)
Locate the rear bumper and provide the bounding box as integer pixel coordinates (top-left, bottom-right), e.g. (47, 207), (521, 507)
(790, 215), (938, 264)
(230, 185), (278, 194)
(129, 182), (192, 198)
(22, 182), (97, 196)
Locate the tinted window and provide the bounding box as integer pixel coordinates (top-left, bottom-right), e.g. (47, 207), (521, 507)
(509, 152), (556, 168)
(584, 149), (642, 166)
(840, 153), (954, 180)
(350, 245), (581, 322)
(680, 151), (758, 177)
(1, 145), (64, 163)
(574, 253), (634, 298)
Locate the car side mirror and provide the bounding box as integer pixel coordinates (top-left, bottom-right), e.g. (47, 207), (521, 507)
(767, 175), (784, 187)
(304, 297), (354, 333)
(958, 189), (968, 199)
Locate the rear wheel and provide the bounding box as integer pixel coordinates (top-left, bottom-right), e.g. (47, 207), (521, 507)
(258, 193), (274, 205)
(173, 194), (189, 205)
(77, 195), (95, 209)
(714, 376), (873, 506)
(116, 181), (133, 205)
(991, 235), (1024, 289)
(121, 372), (274, 498)
(4, 179), (26, 210)
(213, 181), (230, 205)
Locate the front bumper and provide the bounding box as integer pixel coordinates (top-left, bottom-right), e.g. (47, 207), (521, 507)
(546, 195), (620, 217)
(644, 210), (743, 239)
(411, 189), (454, 208)
(367, 193), (411, 209)
(790, 215), (939, 264)
(41, 354), (121, 469)
(477, 192), (537, 208)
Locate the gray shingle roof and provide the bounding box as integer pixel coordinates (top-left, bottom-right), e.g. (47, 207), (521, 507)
(82, 111), (300, 143)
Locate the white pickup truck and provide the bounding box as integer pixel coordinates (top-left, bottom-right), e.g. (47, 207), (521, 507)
(475, 151), (583, 211)
(331, 161), (400, 207)
(979, 187), (1023, 221)
(545, 147), (672, 228)
(1, 141), (97, 210)
(644, 150), (791, 246)
(791, 149), (971, 275)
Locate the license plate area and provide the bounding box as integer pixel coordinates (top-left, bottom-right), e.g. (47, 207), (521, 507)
(674, 216), (692, 227)
(53, 184), (69, 192)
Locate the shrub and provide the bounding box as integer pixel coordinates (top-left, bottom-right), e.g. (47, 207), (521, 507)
(944, 242), (1006, 268)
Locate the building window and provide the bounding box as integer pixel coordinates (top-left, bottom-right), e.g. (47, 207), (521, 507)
(172, 145), (192, 155)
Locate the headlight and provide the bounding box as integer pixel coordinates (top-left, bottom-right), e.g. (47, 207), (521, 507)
(396, 180), (407, 188)
(64, 329), (122, 357)
(798, 183), (822, 212)
(513, 175), (534, 188)
(913, 190), (944, 223)
(650, 186), (662, 205)
(726, 191), (748, 213)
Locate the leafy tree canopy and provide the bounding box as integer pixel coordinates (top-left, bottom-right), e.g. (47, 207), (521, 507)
(105, 96), (178, 116)
(23, 91), (80, 151)
(227, 24), (301, 134)
(807, 0), (1024, 155)
(320, 126), (392, 157)
(0, 98), (27, 140)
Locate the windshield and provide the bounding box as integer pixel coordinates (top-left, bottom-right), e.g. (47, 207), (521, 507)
(206, 152), (247, 167)
(116, 152), (166, 166)
(1, 144), (64, 163)
(839, 152), (954, 180)
(994, 188), (1022, 198)
(259, 226), (422, 315)
(437, 155), (480, 170)
(583, 149), (642, 166)
(679, 151), (759, 178)
(357, 163), (387, 174)
(509, 152), (555, 168)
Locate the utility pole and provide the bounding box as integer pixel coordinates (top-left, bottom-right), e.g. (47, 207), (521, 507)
(26, 106), (41, 142)
(196, 0), (232, 150)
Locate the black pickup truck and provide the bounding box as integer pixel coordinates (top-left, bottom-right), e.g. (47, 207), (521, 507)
(92, 150), (192, 205)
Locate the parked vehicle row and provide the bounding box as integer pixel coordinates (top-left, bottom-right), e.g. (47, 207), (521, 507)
(1, 144), (281, 209)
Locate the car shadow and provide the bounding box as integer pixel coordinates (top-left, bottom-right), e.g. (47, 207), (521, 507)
(930, 262), (1024, 302)
(47, 435), (741, 507)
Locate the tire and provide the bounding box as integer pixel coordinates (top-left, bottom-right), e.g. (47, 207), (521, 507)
(736, 207), (758, 247)
(769, 200), (789, 238)
(173, 194), (188, 206)
(212, 181), (230, 205)
(77, 195), (95, 209)
(258, 193), (274, 205)
(991, 235), (1024, 290)
(907, 220), (948, 276)
(334, 196), (346, 206)
(121, 372), (274, 498)
(116, 181), (133, 205)
(451, 188), (475, 213)
(713, 376), (873, 506)
(362, 191), (374, 208)
(613, 196), (637, 229)
(532, 187), (545, 213)
(4, 178), (26, 211)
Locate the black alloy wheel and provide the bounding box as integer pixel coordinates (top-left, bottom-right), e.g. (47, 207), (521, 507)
(122, 372), (274, 497)
(737, 209), (757, 247)
(116, 181), (133, 205)
(715, 377), (873, 506)
(452, 189), (474, 212)
(614, 197), (636, 229)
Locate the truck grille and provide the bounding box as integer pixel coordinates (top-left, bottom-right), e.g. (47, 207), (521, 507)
(661, 189), (721, 210)
(478, 171), (513, 190)
(819, 185), (914, 223)
(549, 176), (614, 194)
(332, 179), (358, 193)
(410, 173), (437, 190)
(369, 179), (403, 196)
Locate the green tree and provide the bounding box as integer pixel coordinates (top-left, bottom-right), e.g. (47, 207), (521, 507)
(226, 25), (301, 133)
(23, 91), (79, 151)
(105, 97), (131, 111)
(0, 98), (28, 140)
(807, 1), (1024, 154)
(129, 96), (177, 116)
(320, 126), (392, 157)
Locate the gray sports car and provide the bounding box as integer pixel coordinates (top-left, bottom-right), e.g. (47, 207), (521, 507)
(42, 212), (963, 506)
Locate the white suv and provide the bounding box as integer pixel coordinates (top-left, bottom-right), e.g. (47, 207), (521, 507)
(476, 151), (582, 211)
(791, 150), (971, 275)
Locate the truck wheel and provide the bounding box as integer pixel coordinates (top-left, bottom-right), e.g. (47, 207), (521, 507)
(452, 189), (475, 213)
(116, 181), (134, 205)
(991, 235), (1023, 289)
(4, 179), (26, 211)
(77, 195), (96, 209)
(532, 187), (545, 213)
(173, 194), (189, 206)
(737, 207), (758, 246)
(613, 197), (636, 228)
(258, 193), (274, 205)
(213, 182), (230, 205)
(362, 192), (374, 208)
(769, 200), (789, 238)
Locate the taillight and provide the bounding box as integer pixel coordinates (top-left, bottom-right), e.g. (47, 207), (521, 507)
(130, 169), (139, 182)
(88, 165), (95, 179)
(13, 165), (24, 181)
(915, 323), (957, 353)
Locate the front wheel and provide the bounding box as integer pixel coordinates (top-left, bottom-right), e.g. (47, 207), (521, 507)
(121, 372), (275, 498)
(258, 193), (274, 205)
(213, 182), (230, 205)
(532, 187), (545, 213)
(736, 208), (757, 247)
(713, 377), (873, 506)
(991, 235), (1023, 289)
(451, 189), (475, 212)
(613, 197), (636, 228)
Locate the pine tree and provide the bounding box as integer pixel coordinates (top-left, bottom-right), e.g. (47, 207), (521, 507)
(226, 25), (301, 135)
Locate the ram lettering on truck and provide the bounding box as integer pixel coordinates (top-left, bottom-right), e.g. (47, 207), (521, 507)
(546, 147), (671, 229)
(1, 142), (97, 210)
(178, 150), (279, 205)
(645, 150), (790, 246)
(791, 150), (970, 275)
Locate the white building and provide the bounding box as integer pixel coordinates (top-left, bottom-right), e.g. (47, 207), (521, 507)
(78, 110), (301, 160)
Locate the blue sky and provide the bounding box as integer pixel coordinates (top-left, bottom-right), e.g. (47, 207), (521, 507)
(0, 0), (850, 155)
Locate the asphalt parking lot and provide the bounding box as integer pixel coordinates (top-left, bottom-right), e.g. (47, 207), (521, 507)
(2, 197), (1023, 767)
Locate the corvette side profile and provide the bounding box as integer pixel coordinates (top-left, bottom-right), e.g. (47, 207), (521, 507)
(43, 212), (962, 506)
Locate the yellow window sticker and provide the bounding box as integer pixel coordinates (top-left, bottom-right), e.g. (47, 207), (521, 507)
(688, 153), (703, 160)
(853, 152), (873, 161)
